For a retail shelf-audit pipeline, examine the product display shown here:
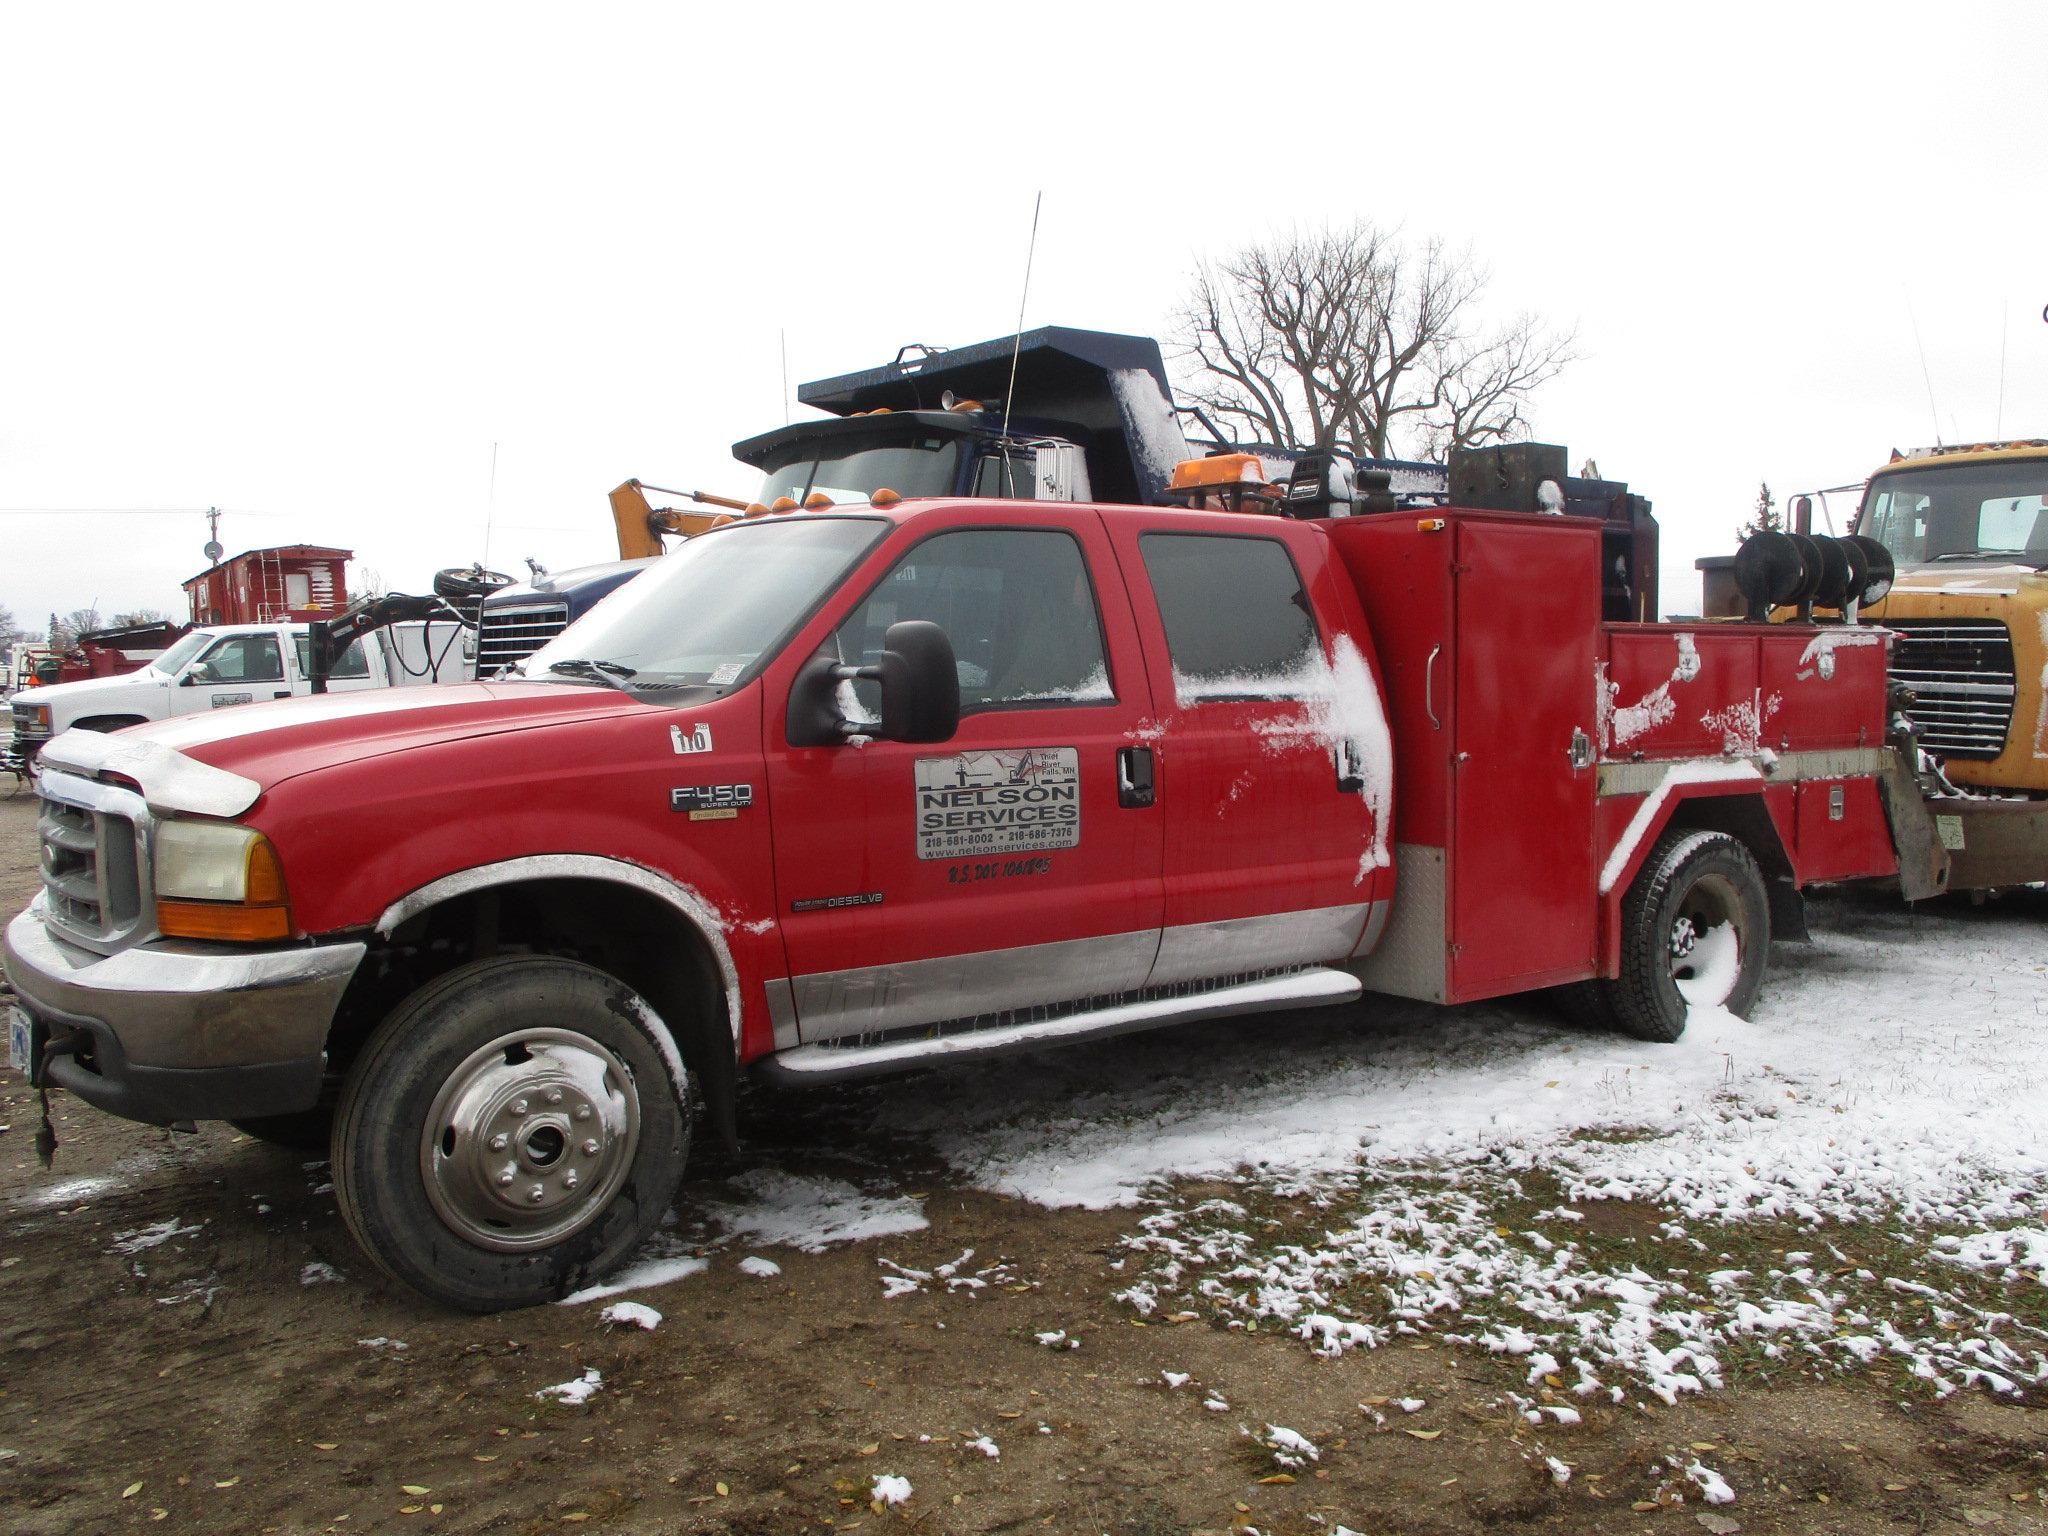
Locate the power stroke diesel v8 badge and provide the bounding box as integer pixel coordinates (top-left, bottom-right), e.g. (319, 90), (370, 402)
(913, 747), (1079, 861)
(671, 783), (753, 819)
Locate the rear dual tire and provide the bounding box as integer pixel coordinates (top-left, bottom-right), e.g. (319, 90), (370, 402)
(1586, 829), (1770, 1043)
(331, 956), (691, 1311)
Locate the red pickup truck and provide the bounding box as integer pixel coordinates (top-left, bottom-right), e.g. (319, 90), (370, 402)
(3, 496), (1900, 1308)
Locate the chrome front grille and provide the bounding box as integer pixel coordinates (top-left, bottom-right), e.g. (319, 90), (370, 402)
(11, 702), (50, 745)
(1886, 618), (2017, 760)
(36, 777), (149, 952)
(476, 601), (569, 676)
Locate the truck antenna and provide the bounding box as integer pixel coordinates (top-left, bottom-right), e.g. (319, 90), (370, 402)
(999, 191), (1044, 449)
(1996, 298), (2008, 438)
(1904, 289), (1942, 446)
(481, 440), (500, 569)
(781, 328), (791, 426)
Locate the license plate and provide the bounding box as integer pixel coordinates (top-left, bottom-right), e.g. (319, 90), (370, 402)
(6, 1008), (28, 1074)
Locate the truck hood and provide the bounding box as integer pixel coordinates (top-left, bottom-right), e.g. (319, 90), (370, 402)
(8, 671), (166, 710)
(1879, 563), (2048, 601)
(42, 682), (646, 817)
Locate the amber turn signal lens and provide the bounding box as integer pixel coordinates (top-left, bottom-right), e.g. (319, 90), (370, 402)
(156, 900), (292, 943)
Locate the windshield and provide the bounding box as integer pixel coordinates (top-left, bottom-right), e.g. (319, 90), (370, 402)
(754, 431), (963, 507)
(521, 516), (887, 690)
(1860, 460), (2048, 568)
(150, 631), (215, 675)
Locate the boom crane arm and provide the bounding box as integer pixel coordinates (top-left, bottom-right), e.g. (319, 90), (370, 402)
(610, 479), (753, 560)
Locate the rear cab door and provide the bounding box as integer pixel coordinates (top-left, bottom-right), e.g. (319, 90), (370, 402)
(289, 630), (385, 696)
(1102, 512), (1394, 984)
(758, 504), (1166, 1047)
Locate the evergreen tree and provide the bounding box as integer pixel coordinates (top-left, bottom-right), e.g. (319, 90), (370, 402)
(1739, 482), (1781, 541)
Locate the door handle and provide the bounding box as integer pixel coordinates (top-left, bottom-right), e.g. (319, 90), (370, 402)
(1117, 746), (1155, 808)
(1424, 645), (1442, 729)
(1335, 739), (1365, 794)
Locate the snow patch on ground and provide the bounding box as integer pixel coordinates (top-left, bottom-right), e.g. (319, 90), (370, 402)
(110, 1218), (202, 1255)
(702, 1170), (927, 1253)
(535, 1368), (603, 1406)
(840, 893), (2048, 1402)
(559, 1249), (708, 1305)
(600, 1301), (662, 1330)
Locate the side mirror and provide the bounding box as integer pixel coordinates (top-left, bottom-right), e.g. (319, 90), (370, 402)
(786, 619), (960, 747)
(178, 672), (200, 687)
(872, 620), (960, 743)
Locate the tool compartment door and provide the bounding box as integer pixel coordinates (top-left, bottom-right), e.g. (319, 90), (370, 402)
(1447, 517), (1601, 1000)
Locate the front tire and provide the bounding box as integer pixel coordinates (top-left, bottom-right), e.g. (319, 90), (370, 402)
(331, 956), (691, 1311)
(1603, 829), (1769, 1043)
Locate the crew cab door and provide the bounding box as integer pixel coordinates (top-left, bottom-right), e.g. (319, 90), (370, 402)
(1104, 517), (1389, 985)
(760, 510), (1165, 1046)
(172, 630), (291, 714)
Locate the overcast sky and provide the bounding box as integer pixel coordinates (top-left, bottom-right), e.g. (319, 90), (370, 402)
(3, 2), (2043, 635)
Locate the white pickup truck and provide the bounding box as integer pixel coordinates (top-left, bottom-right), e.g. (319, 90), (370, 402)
(6, 620), (468, 770)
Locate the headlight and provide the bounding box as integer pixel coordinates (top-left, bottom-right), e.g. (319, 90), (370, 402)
(19, 706), (50, 730)
(155, 821), (293, 942)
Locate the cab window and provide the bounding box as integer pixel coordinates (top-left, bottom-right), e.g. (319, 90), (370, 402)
(192, 634), (283, 684)
(293, 636), (371, 680)
(1139, 532), (1321, 702)
(835, 528), (1112, 712)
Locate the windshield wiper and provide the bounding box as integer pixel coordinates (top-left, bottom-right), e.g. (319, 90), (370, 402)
(543, 657), (639, 689)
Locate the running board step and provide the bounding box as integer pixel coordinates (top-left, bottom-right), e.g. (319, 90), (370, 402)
(755, 967), (1363, 1084)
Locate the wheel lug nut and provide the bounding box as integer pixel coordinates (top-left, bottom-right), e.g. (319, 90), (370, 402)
(489, 1133), (509, 1151)
(529, 1184), (546, 1202)
(510, 1097), (528, 1115)
(574, 1104), (592, 1122)
(563, 1171), (579, 1190)
(497, 1170), (515, 1186)
(582, 1139), (600, 1156)
(546, 1089), (564, 1105)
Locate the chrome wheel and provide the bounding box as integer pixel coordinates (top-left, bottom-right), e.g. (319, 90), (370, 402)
(419, 1028), (641, 1252)
(1668, 871), (1742, 1009)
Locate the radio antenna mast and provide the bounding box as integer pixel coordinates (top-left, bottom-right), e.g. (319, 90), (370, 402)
(1996, 299), (2009, 438)
(1904, 290), (1942, 446)
(999, 191), (1044, 447)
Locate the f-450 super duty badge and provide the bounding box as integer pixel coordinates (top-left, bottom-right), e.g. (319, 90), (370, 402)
(913, 747), (1079, 861)
(671, 783), (753, 820)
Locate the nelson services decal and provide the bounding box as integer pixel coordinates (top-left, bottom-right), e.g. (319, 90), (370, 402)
(913, 747), (1080, 861)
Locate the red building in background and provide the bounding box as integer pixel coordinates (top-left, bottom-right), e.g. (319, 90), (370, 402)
(182, 545), (352, 625)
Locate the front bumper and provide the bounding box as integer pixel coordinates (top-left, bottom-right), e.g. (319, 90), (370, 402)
(1, 903), (365, 1126)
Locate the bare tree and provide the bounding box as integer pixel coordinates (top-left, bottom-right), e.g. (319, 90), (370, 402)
(1175, 221), (1576, 461)
(111, 607), (172, 627)
(49, 606), (104, 652)
(0, 601), (21, 643)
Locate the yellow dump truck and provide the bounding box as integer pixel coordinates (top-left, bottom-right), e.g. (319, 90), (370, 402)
(1851, 441), (2048, 793)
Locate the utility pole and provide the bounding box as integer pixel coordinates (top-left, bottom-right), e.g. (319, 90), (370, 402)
(203, 506), (223, 565)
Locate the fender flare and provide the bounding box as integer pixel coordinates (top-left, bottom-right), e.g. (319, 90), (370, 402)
(373, 854), (744, 1052)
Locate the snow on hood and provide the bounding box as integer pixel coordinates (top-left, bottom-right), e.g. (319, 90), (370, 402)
(39, 729), (261, 818)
